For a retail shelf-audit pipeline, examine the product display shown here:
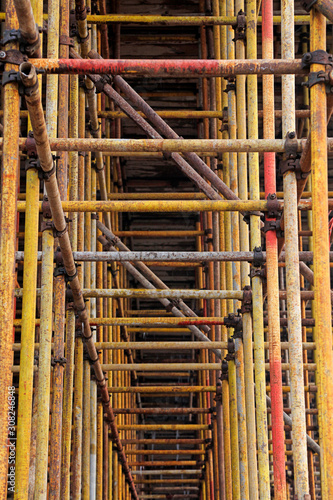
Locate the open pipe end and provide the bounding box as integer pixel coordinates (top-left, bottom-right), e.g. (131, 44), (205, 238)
(19, 62), (38, 88)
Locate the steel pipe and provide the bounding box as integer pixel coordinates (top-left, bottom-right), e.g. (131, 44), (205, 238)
(30, 58), (306, 75)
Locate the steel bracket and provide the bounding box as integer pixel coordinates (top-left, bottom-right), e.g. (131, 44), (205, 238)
(284, 131), (298, 158)
(41, 196), (52, 219)
(75, 4), (88, 21)
(59, 35), (74, 47)
(241, 285), (252, 313)
(250, 247), (266, 278)
(42, 218), (68, 239)
(224, 338), (235, 361)
(1, 70), (24, 95)
(302, 69), (333, 92)
(243, 210), (261, 225)
(249, 266), (266, 280)
(0, 49), (28, 66)
(302, 49), (333, 68)
(0, 26), (41, 57)
(220, 359), (229, 380)
(252, 246), (264, 267)
(69, 9), (90, 43)
(280, 157), (311, 180)
(214, 384), (222, 403)
(219, 107), (229, 132)
(223, 77), (236, 93)
(224, 312), (242, 330)
(232, 10), (246, 42)
(94, 75), (113, 94)
(266, 192), (281, 219)
(263, 217), (283, 237)
(51, 356), (67, 367)
(25, 131), (37, 158)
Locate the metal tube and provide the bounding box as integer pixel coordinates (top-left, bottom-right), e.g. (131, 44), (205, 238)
(0, 2), (20, 495)
(262, 0), (286, 496)
(14, 150), (40, 499)
(31, 58), (306, 75)
(17, 136), (303, 152)
(15, 249), (333, 262)
(310, 8), (333, 499)
(12, 0), (41, 57)
(282, 0), (309, 491)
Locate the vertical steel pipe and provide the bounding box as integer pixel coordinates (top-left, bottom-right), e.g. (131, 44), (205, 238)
(262, 0), (287, 497)
(282, 0), (309, 494)
(246, 0), (271, 496)
(310, 9), (333, 500)
(0, 1), (20, 496)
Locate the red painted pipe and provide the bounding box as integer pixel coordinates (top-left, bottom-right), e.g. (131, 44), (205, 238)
(262, 0), (287, 497)
(31, 58), (306, 76)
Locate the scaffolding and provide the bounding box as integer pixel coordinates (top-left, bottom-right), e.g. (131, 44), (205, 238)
(0, 0), (332, 498)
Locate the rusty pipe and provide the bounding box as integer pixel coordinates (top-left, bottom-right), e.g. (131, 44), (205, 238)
(13, 0), (41, 57)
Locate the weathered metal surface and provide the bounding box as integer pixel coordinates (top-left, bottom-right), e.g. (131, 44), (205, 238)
(0, 1), (20, 496)
(3, 0), (333, 497)
(31, 57), (306, 76)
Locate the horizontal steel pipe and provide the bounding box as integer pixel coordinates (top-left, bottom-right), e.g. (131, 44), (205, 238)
(108, 386), (217, 393)
(129, 461), (199, 467)
(123, 450), (205, 455)
(78, 288), (243, 299)
(101, 362), (317, 371)
(118, 425), (208, 431)
(9, 340), (320, 351)
(13, 199), (333, 213)
(79, 14), (238, 25)
(15, 250), (333, 263)
(98, 109), (311, 119)
(31, 58), (306, 76)
(131, 470), (202, 476)
(22, 137), (294, 152)
(96, 341), (227, 349)
(113, 408), (212, 414)
(15, 199), (268, 213)
(134, 480), (200, 484)
(101, 363), (222, 371)
(122, 439), (206, 445)
(0, 12), (324, 25)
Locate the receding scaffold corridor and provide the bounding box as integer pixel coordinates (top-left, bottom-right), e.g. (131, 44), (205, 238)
(0, 0), (332, 498)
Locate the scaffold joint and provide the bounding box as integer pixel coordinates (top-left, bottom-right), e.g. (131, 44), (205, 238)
(0, 49), (28, 67)
(225, 337), (235, 361)
(223, 77), (236, 93)
(263, 218), (283, 237)
(302, 70), (333, 93)
(241, 285), (252, 313)
(224, 312), (242, 331)
(51, 356), (67, 367)
(94, 75), (113, 94)
(220, 360), (229, 380)
(232, 10), (246, 42)
(1, 70), (24, 95)
(266, 192), (282, 219)
(249, 266), (266, 280)
(253, 246), (264, 267)
(0, 26), (41, 57)
(302, 49), (333, 68)
(219, 107), (229, 132)
(243, 210), (261, 225)
(59, 35), (74, 47)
